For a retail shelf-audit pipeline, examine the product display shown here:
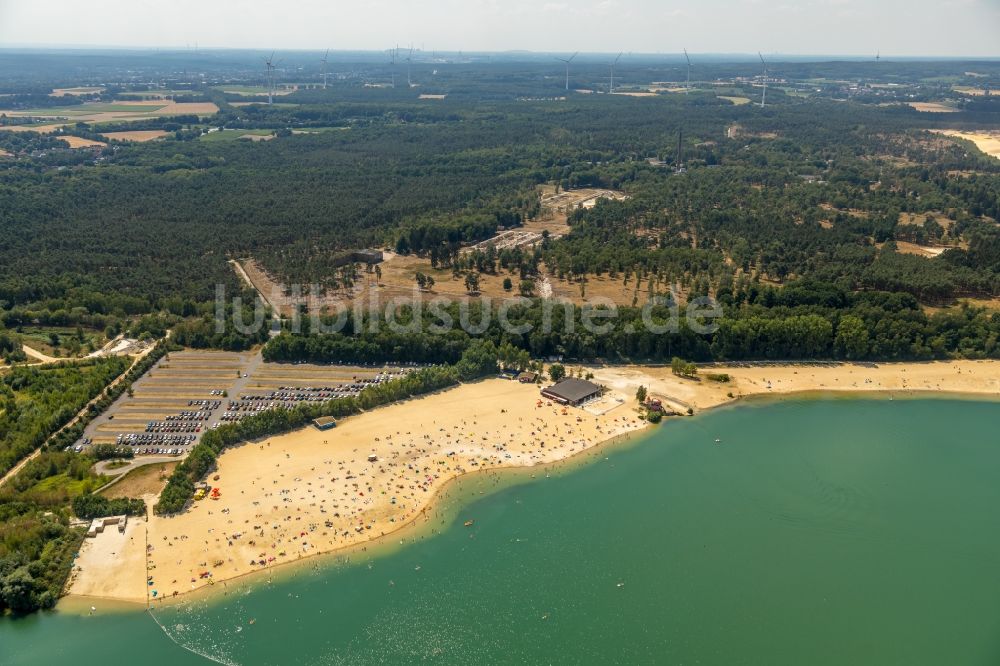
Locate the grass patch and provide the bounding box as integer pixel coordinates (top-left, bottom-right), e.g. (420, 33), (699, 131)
(199, 129), (274, 142)
(30, 472), (108, 497)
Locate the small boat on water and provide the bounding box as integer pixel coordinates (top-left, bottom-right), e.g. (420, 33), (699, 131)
(464, 520), (474, 527)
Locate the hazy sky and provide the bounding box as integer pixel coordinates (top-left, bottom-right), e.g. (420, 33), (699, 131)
(0, 0), (998, 57)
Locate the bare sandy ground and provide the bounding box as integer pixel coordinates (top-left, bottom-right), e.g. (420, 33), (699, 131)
(68, 378), (644, 603)
(587, 359), (1000, 412)
(894, 240), (948, 258)
(67, 360), (1000, 605)
(931, 129), (1000, 159)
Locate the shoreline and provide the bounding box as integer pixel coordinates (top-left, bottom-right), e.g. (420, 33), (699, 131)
(66, 378), (648, 607)
(62, 359), (1000, 612)
(66, 425), (649, 613)
(152, 427), (650, 613)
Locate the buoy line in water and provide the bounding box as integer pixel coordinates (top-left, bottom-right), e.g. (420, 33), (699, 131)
(147, 607), (240, 666)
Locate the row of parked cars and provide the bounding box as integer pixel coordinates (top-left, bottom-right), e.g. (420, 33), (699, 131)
(165, 410), (213, 421)
(146, 421), (202, 433)
(188, 399), (223, 409)
(118, 447), (186, 456)
(118, 432), (197, 447)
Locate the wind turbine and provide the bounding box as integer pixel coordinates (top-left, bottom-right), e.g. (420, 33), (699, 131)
(406, 46), (414, 87)
(875, 49), (880, 64)
(609, 51), (623, 94)
(758, 52), (768, 107)
(262, 52), (277, 104)
(683, 48), (691, 94)
(555, 52), (578, 92)
(320, 49), (330, 89)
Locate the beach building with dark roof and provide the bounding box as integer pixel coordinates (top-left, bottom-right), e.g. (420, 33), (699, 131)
(313, 416), (337, 431)
(540, 378), (602, 406)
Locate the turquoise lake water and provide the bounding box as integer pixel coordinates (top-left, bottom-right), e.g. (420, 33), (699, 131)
(3, 396), (1000, 665)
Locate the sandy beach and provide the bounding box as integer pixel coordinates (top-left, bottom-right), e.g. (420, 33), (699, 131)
(67, 360), (1000, 605)
(68, 378), (645, 604)
(588, 359), (1000, 412)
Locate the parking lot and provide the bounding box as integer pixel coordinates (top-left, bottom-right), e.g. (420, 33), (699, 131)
(73, 350), (413, 460)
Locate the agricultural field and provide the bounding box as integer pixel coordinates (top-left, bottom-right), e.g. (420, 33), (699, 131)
(99, 129), (169, 142)
(228, 101), (300, 108)
(718, 95), (752, 105)
(0, 100), (219, 131)
(213, 84), (298, 96)
(907, 102), (959, 113)
(290, 126), (349, 134)
(116, 90), (200, 99)
(61, 136), (105, 148)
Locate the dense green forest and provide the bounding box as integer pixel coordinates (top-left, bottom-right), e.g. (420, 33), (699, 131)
(262, 284), (1000, 364)
(0, 346), (171, 615)
(1, 89), (998, 320)
(0, 357), (129, 477)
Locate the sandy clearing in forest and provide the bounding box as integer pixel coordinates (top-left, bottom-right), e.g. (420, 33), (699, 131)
(894, 241), (948, 258)
(931, 129), (1000, 159)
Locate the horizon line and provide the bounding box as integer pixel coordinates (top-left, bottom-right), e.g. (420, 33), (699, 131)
(0, 44), (998, 61)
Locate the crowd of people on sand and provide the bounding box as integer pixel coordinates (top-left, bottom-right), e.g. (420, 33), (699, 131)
(146, 397), (645, 599)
